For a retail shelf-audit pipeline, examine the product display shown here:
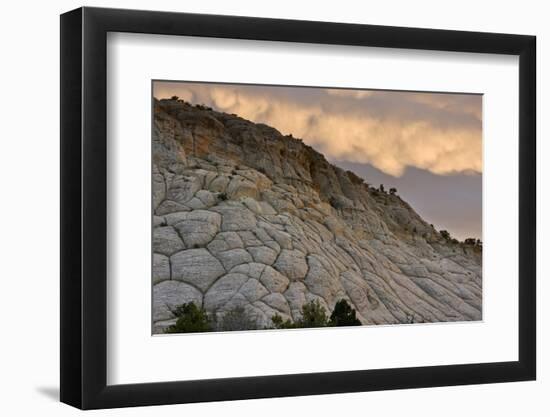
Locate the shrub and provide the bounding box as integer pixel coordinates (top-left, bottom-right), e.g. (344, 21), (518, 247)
(389, 187), (397, 195)
(299, 299), (330, 327)
(270, 299), (363, 330)
(271, 300), (330, 329)
(164, 302), (212, 333)
(329, 300), (361, 326)
(379, 184), (385, 193)
(271, 314), (296, 329)
(170, 95), (179, 100)
(440, 230), (451, 240)
(218, 306), (257, 331)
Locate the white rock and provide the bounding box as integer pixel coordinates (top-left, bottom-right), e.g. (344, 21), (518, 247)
(247, 245), (278, 265)
(217, 248), (253, 271)
(152, 171), (165, 210)
(152, 104), (484, 327)
(153, 253), (170, 284)
(153, 226), (185, 256)
(195, 189), (218, 207)
(155, 200), (190, 215)
(239, 279), (270, 302)
(208, 175), (230, 193)
(304, 254), (343, 305)
(230, 262), (267, 279)
(238, 230), (263, 247)
(227, 177), (259, 200)
(263, 226), (293, 249)
(172, 210), (222, 247)
(284, 281), (307, 319)
(273, 249), (308, 281)
(171, 249), (225, 291)
(207, 232), (244, 254)
(262, 293), (291, 315)
(166, 174), (202, 204)
(153, 280), (203, 322)
(204, 273), (249, 311)
(260, 266), (290, 293)
(212, 205), (257, 232)
(185, 197), (207, 210)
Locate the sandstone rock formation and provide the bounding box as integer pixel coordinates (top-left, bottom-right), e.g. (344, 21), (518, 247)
(152, 98), (482, 333)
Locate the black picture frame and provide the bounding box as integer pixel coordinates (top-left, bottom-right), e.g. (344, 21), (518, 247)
(60, 6), (536, 410)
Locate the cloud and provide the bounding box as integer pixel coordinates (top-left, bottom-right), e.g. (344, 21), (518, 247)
(326, 89), (374, 99)
(153, 82), (482, 177)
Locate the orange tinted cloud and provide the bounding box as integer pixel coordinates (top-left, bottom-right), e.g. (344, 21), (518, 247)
(154, 82), (481, 177)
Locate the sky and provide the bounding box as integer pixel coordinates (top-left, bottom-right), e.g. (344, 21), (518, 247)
(153, 81), (482, 241)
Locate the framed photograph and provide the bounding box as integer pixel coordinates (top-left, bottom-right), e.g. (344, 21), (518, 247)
(60, 6), (536, 409)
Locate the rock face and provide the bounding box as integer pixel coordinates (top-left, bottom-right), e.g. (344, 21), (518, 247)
(152, 98), (482, 332)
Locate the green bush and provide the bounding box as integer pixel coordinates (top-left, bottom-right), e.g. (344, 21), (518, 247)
(164, 302), (212, 333)
(218, 306), (257, 331)
(165, 299), (364, 334)
(300, 299), (330, 327)
(271, 314), (296, 329)
(329, 300), (361, 326)
(271, 299), (362, 329)
(271, 300), (329, 329)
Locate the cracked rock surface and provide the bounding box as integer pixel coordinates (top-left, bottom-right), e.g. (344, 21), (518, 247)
(152, 99), (482, 333)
